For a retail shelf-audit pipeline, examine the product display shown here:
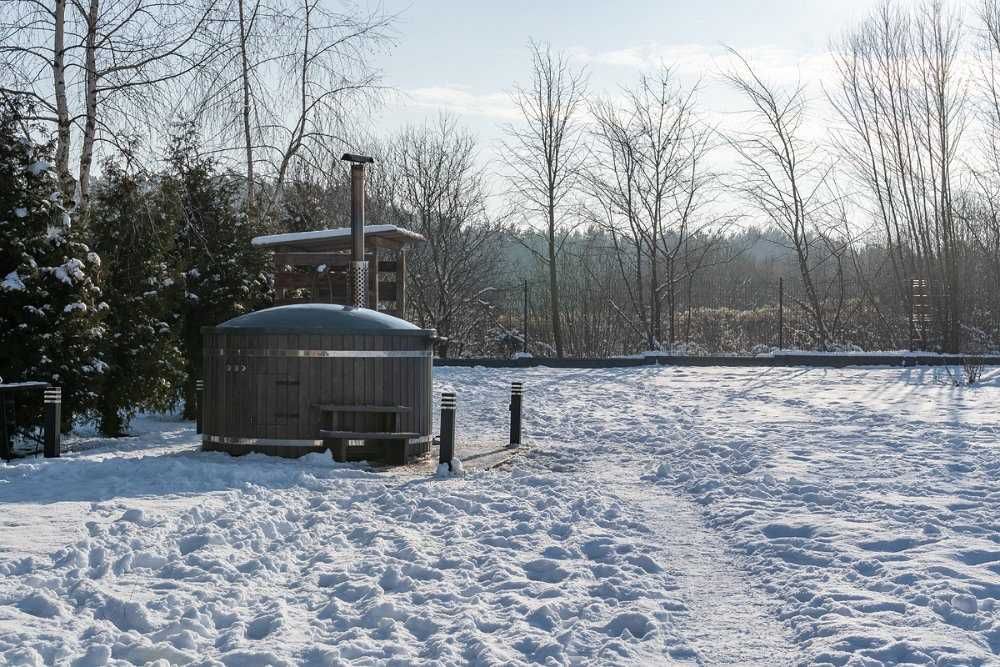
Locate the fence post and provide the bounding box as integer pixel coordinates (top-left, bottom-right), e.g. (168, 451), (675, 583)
(778, 277), (784, 350)
(509, 381), (523, 447)
(195, 379), (204, 435)
(43, 386), (61, 458)
(439, 392), (456, 470)
(523, 279), (529, 354)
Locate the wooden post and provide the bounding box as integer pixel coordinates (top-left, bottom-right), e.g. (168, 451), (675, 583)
(778, 277), (784, 350)
(273, 252), (286, 305)
(195, 379), (204, 435)
(439, 392), (456, 470)
(509, 382), (523, 447)
(523, 280), (529, 354)
(43, 386), (61, 458)
(371, 246), (380, 309)
(334, 440), (348, 462)
(396, 249), (407, 318)
(0, 393), (13, 461)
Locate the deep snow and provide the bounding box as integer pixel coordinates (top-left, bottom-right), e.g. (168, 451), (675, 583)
(0, 366), (997, 666)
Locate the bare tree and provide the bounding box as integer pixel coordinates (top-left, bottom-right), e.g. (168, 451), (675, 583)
(1, 0), (219, 214)
(829, 0), (967, 351)
(724, 48), (834, 348)
(1, 0), (389, 220)
(589, 67), (724, 350)
(501, 40), (588, 358)
(388, 115), (504, 357)
(188, 0), (392, 221)
(964, 0), (1000, 342)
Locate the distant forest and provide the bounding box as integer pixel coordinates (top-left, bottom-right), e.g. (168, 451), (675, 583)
(2, 0), (1000, 432)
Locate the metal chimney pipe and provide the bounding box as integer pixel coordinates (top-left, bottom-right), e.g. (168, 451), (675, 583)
(342, 153), (374, 309)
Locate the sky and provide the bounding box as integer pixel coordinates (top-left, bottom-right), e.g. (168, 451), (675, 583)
(369, 0), (891, 184)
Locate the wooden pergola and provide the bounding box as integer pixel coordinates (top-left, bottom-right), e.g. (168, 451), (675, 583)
(252, 224), (424, 318)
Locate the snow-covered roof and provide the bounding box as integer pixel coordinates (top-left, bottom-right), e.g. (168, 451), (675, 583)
(251, 224), (425, 249)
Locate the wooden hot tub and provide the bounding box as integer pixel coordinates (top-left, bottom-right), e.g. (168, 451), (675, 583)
(201, 303), (434, 463)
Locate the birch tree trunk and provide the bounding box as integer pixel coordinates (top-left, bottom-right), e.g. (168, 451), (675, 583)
(52, 0), (73, 203)
(78, 0), (100, 216)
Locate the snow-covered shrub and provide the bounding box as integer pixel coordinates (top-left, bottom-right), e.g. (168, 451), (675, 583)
(821, 342), (864, 353)
(957, 336), (987, 386)
(963, 358), (985, 385)
(667, 342), (709, 357)
(682, 305), (779, 354)
(961, 323), (998, 356)
(0, 97), (105, 428)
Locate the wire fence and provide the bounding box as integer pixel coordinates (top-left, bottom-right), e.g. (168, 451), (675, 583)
(478, 275), (1000, 358)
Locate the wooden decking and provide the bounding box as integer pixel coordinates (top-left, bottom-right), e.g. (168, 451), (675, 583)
(381, 437), (525, 476)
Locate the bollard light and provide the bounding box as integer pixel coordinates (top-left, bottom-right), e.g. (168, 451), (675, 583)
(43, 385), (61, 458)
(195, 379), (204, 435)
(509, 381), (523, 448)
(439, 392), (456, 470)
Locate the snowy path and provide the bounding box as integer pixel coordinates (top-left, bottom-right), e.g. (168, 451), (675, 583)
(451, 366), (798, 663)
(501, 369), (798, 664)
(448, 365), (999, 665)
(587, 461), (796, 665)
(0, 366), (997, 666)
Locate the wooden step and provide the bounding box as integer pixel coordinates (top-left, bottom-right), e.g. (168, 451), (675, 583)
(314, 404), (411, 413)
(319, 430), (421, 440)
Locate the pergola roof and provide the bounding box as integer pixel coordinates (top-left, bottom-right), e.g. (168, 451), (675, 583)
(251, 224), (425, 251)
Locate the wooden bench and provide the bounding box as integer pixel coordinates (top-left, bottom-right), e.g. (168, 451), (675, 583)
(314, 404), (411, 414)
(318, 430), (422, 439)
(315, 404), (417, 464)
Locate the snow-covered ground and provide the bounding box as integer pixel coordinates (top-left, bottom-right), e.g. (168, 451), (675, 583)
(0, 366), (997, 665)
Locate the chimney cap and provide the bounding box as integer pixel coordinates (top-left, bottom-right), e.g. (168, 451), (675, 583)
(341, 153), (374, 164)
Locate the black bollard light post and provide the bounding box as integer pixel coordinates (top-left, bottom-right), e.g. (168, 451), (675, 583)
(195, 379), (204, 435)
(509, 381), (523, 448)
(43, 385), (61, 458)
(439, 392), (456, 470)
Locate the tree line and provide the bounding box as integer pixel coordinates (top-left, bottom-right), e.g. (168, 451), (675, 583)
(2, 0), (1000, 435)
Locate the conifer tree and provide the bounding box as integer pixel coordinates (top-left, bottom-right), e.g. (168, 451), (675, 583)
(161, 124), (270, 418)
(89, 163), (184, 435)
(0, 97), (105, 429)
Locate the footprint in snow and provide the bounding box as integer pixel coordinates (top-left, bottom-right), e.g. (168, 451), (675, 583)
(762, 523), (816, 540)
(602, 611), (656, 639)
(859, 536), (933, 553)
(955, 550), (1000, 566)
(521, 558), (571, 583)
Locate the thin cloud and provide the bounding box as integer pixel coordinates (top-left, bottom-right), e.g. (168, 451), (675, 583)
(396, 86), (521, 120)
(569, 42), (837, 89)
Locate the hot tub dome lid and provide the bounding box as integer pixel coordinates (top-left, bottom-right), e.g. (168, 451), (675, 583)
(217, 304), (430, 334)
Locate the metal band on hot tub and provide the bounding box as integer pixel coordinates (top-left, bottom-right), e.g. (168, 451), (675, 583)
(203, 434), (433, 447)
(211, 349), (433, 358)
